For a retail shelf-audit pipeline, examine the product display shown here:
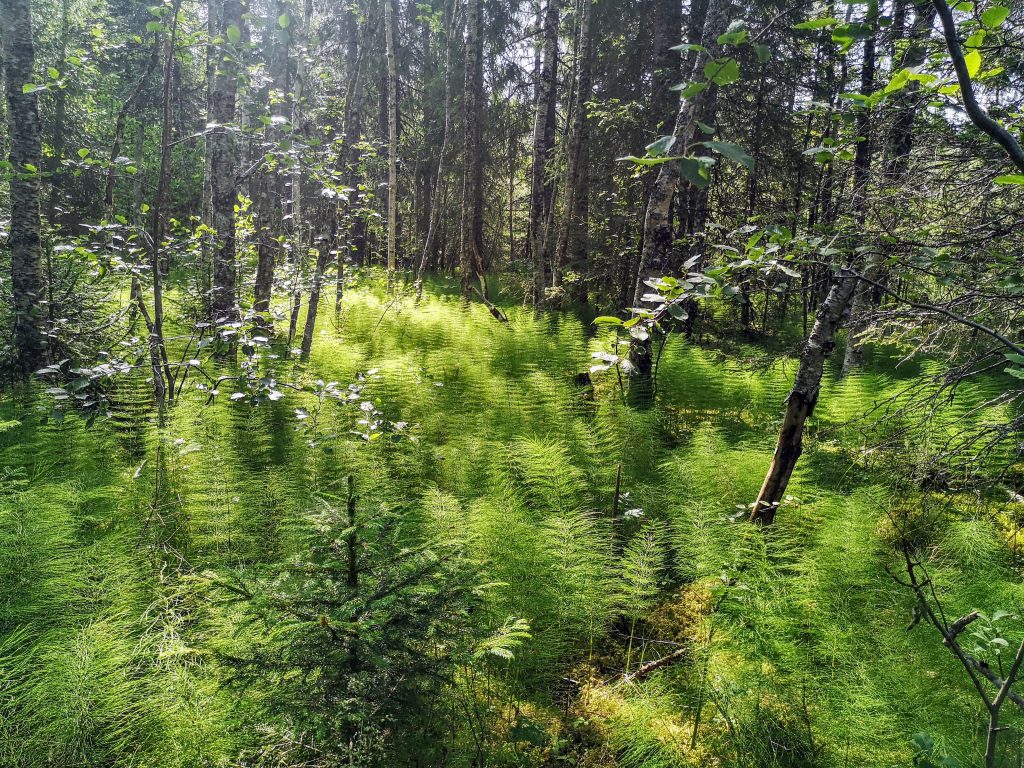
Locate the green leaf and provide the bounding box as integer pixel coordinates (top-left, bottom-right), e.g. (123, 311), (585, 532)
(964, 49), (982, 78)
(669, 81), (708, 98)
(717, 20), (748, 46)
(645, 135), (676, 157)
(47, 67), (60, 79)
(1005, 367), (1024, 380)
(994, 174), (1024, 185)
(680, 157), (713, 188)
(981, 5), (1009, 27)
(884, 67), (912, 94)
(794, 17), (839, 29)
(754, 44), (771, 63)
(1006, 353), (1024, 366)
(146, 20), (162, 32)
(278, 12), (291, 28)
(669, 43), (705, 52)
(593, 316), (624, 326)
(617, 154), (678, 167)
(226, 24), (241, 43)
(953, 1), (974, 11)
(77, 148), (91, 159)
(703, 57), (740, 86)
(701, 140), (754, 170)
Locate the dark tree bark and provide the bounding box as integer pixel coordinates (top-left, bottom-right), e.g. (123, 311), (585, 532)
(147, 0), (185, 404)
(45, 0), (71, 227)
(886, 1), (936, 178)
(416, 0), (457, 297)
(253, 0), (292, 316)
(209, 0), (245, 323)
(459, 0), (487, 300)
(840, 1), (879, 376)
(527, 0), (559, 308)
(334, 2), (370, 312)
(384, 0), (399, 291)
(552, 0), (592, 299)
(1, 0), (47, 375)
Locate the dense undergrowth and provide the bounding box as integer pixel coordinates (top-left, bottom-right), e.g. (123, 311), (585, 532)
(1, 281), (1022, 767)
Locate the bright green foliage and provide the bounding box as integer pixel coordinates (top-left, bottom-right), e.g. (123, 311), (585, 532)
(1, 286), (1023, 766)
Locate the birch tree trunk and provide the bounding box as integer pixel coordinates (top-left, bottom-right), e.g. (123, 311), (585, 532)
(626, 0), (731, 408)
(750, 270), (859, 524)
(631, 0), (732, 305)
(209, 0), (244, 323)
(1, 0), (47, 375)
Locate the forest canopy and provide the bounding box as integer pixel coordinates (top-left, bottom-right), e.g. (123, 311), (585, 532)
(1, 0), (1024, 765)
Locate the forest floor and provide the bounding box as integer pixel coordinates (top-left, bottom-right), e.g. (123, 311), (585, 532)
(1, 279), (1022, 767)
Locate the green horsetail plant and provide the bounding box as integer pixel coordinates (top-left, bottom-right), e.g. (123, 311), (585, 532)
(618, 522), (668, 674)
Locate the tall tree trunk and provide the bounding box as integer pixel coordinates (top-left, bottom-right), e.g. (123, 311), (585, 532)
(552, 0), (592, 299)
(384, 0), (399, 292)
(287, 0), (312, 347)
(632, 0), (732, 306)
(253, 0), (291, 316)
(335, 3), (370, 312)
(416, 0), (457, 298)
(527, 0), (559, 308)
(1, 0), (47, 375)
(300, 238), (331, 360)
(209, 0), (244, 323)
(45, 0), (71, 227)
(148, 0), (185, 404)
(626, 0), (732, 408)
(840, 1), (879, 376)
(885, 0), (936, 178)
(459, 0), (487, 300)
(750, 270), (859, 524)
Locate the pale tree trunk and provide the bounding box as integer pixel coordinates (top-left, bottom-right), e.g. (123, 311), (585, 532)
(384, 0), (399, 292)
(626, 0), (731, 408)
(840, 1), (879, 376)
(552, 0), (591, 299)
(209, 0), (244, 323)
(528, 0), (559, 308)
(750, 270), (859, 524)
(416, 0), (457, 298)
(459, 0), (487, 300)
(632, 0), (732, 306)
(1, 0), (47, 376)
